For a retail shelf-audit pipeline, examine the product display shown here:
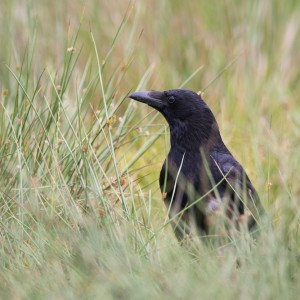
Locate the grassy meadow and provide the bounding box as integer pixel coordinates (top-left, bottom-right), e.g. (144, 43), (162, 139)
(0, 0), (300, 298)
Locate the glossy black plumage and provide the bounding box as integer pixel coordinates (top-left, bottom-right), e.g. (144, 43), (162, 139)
(129, 89), (264, 241)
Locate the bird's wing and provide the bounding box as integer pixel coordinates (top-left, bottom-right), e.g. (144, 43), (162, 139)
(210, 152), (265, 228)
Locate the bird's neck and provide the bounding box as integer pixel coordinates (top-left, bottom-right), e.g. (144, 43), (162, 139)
(169, 118), (223, 153)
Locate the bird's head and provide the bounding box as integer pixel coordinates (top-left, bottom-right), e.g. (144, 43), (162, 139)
(128, 89), (220, 150)
(129, 89), (210, 124)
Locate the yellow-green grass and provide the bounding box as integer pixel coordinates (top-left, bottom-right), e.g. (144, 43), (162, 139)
(0, 1), (299, 298)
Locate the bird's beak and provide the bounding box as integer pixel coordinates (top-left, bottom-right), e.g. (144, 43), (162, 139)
(128, 91), (165, 109)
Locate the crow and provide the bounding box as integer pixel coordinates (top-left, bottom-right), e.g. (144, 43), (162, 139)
(128, 89), (265, 241)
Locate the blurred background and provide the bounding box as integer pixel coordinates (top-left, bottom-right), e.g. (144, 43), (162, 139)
(1, 0), (300, 197)
(0, 0), (300, 298)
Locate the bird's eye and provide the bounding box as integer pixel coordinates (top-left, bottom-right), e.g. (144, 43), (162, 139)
(167, 96), (176, 104)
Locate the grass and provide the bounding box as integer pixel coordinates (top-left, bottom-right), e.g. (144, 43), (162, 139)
(0, 0), (300, 299)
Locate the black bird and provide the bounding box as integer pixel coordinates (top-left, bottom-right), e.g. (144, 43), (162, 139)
(129, 89), (264, 241)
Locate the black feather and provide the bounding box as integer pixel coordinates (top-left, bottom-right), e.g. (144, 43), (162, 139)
(129, 89), (265, 241)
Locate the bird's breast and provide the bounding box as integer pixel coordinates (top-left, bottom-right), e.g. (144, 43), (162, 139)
(159, 151), (211, 207)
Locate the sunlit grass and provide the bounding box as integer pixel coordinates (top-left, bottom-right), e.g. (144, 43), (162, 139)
(0, 0), (299, 298)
